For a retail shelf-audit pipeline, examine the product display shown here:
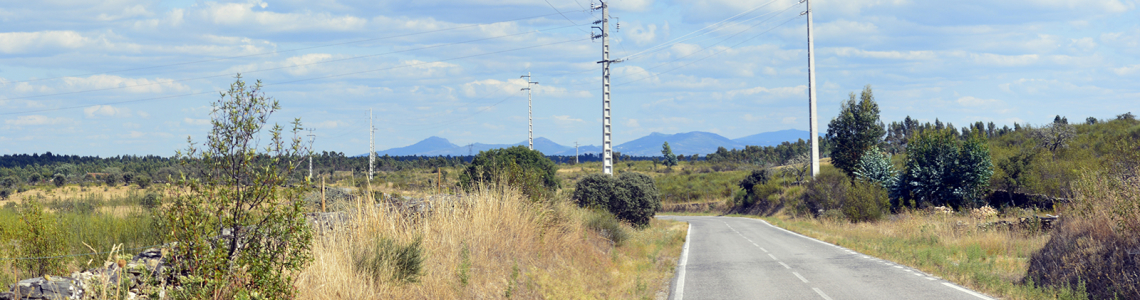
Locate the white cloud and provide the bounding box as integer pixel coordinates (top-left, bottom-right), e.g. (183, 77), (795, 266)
(184, 118), (211, 126)
(831, 47), (937, 60)
(612, 0), (654, 12)
(0, 31), (93, 54)
(5, 115), (71, 126)
(311, 120), (341, 129)
(626, 119), (640, 128)
(1112, 64), (1140, 76)
(725, 85), (807, 99)
(96, 5), (153, 21)
(781, 117), (797, 124)
(956, 96), (1000, 107)
(84, 105), (132, 118)
(551, 115), (584, 123)
(200, 1), (367, 31)
(60, 75), (190, 94)
(626, 22), (658, 46)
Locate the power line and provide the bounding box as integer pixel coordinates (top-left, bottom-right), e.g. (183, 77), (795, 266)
(5, 24), (588, 102)
(8, 11), (590, 85)
(618, 0), (786, 61)
(1, 37), (589, 116)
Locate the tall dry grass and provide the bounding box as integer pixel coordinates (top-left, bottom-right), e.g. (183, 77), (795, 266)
(1026, 168), (1140, 299)
(762, 208), (1087, 299)
(296, 183), (685, 299)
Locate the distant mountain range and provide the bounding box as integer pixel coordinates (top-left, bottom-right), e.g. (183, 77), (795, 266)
(369, 129), (819, 157)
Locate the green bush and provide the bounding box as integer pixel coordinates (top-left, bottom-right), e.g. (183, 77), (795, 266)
(736, 169), (776, 207)
(140, 193), (162, 210)
(1, 176), (16, 189)
(897, 129), (993, 209)
(573, 174), (615, 209)
(103, 173), (119, 187)
(612, 172), (661, 227)
(571, 172), (661, 227)
(0, 189), (10, 200)
(28, 174), (41, 185)
(585, 210), (628, 246)
(354, 236), (424, 284)
(801, 168), (849, 216)
(136, 175), (151, 189)
(15, 201), (67, 277)
(460, 146), (560, 201)
(843, 180), (889, 222)
(121, 173), (135, 185)
(163, 76), (313, 299)
(52, 174), (65, 188)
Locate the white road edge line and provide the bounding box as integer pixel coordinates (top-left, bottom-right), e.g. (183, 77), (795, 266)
(779, 262), (791, 269)
(792, 272), (809, 283)
(768, 253), (778, 260)
(942, 282), (995, 300)
(673, 223), (692, 300)
(812, 287), (834, 300)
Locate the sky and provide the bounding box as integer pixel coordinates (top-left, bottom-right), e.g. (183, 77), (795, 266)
(1, 0), (1137, 157)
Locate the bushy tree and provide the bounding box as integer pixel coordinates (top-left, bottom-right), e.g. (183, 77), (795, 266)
(165, 75), (313, 299)
(661, 142), (678, 167)
(897, 129), (993, 209)
(103, 173), (119, 186)
(1, 176), (16, 189)
(459, 146), (560, 201)
(52, 174), (65, 188)
(28, 173), (41, 185)
(1032, 122), (1075, 158)
(572, 172), (661, 227)
(853, 146), (897, 190)
(827, 85), (886, 178)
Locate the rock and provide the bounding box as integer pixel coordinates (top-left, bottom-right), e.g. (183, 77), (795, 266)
(10, 276), (82, 300)
(0, 292), (14, 300)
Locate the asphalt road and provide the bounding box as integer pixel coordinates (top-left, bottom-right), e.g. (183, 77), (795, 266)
(659, 215), (994, 300)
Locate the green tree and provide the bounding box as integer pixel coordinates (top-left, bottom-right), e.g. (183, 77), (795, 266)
(103, 173), (119, 186)
(853, 145), (897, 190)
(897, 130), (993, 209)
(165, 75), (313, 299)
(459, 146), (560, 201)
(826, 85), (886, 178)
(661, 142), (678, 167)
(572, 172), (661, 227)
(52, 174), (65, 188)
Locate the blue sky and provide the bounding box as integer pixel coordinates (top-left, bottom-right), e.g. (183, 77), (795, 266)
(1, 0), (1137, 156)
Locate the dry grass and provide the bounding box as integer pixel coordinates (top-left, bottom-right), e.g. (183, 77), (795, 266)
(761, 209), (1088, 299)
(296, 184), (686, 299)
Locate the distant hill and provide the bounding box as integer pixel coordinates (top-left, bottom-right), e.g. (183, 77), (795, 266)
(376, 136), (458, 156)
(733, 129), (815, 147)
(371, 129), (816, 157)
(614, 131), (745, 157)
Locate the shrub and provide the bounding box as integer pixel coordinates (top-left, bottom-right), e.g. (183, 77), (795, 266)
(0, 188), (10, 200)
(121, 172), (135, 185)
(571, 172), (661, 227)
(2, 176), (17, 188)
(843, 179), (889, 222)
(612, 172), (661, 227)
(897, 129), (993, 209)
(354, 236), (424, 284)
(135, 175), (151, 189)
(16, 201), (67, 277)
(28, 174), (41, 185)
(853, 146), (897, 190)
(140, 193), (162, 210)
(460, 146), (560, 201)
(103, 173), (119, 187)
(801, 168), (849, 216)
(52, 174), (65, 188)
(585, 210), (628, 246)
(573, 173), (615, 209)
(164, 75), (313, 299)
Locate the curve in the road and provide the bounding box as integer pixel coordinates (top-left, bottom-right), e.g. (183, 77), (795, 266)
(662, 215), (995, 300)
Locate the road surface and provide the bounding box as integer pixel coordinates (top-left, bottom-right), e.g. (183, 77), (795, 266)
(660, 215), (994, 300)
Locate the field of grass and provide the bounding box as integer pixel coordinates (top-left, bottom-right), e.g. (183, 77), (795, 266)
(296, 184), (686, 299)
(758, 211), (1089, 300)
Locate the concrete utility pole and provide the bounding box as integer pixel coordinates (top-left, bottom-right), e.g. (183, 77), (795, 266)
(520, 73), (539, 150)
(306, 128), (316, 181)
(593, 0), (622, 176)
(575, 141), (580, 164)
(369, 109), (375, 180)
(804, 0), (820, 178)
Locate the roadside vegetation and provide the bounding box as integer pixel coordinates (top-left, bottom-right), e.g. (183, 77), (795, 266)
(650, 85), (1137, 299)
(0, 76), (686, 299)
